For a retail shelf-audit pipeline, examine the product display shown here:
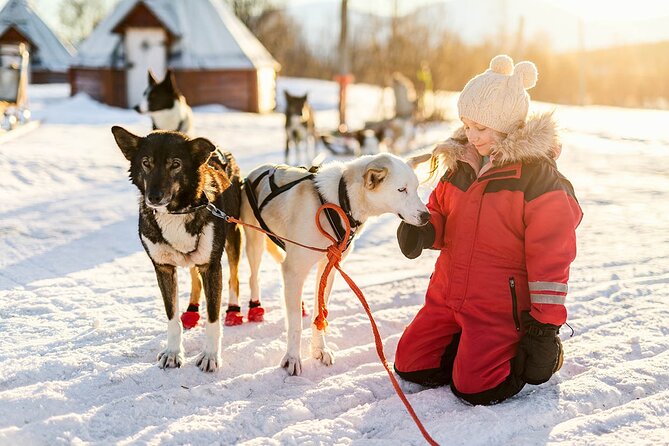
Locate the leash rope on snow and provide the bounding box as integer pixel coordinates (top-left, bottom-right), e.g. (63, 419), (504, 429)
(206, 202), (439, 446)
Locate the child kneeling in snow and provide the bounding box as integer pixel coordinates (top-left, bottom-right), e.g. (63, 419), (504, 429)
(394, 55), (583, 405)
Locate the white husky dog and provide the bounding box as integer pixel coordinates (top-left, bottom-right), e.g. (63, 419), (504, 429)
(241, 153), (430, 375)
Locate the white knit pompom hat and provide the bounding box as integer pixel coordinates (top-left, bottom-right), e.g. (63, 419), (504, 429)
(457, 55), (538, 134)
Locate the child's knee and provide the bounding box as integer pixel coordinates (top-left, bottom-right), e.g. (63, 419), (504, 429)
(394, 364), (451, 388)
(395, 333), (460, 388)
(450, 366), (525, 405)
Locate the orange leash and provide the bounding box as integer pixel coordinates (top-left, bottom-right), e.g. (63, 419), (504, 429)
(312, 204), (439, 446)
(225, 204), (439, 445)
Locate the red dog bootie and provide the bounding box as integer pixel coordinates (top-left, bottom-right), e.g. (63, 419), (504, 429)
(302, 301), (308, 318)
(247, 300), (265, 322)
(181, 303), (200, 330)
(225, 305), (244, 326)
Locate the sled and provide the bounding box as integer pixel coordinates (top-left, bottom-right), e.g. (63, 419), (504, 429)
(0, 43), (30, 131)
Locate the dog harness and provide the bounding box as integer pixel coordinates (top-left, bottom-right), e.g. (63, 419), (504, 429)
(244, 166), (362, 251)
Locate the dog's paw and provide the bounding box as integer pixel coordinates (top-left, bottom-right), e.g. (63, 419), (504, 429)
(311, 347), (335, 366)
(280, 354), (302, 376)
(224, 311), (244, 326)
(247, 305), (265, 323)
(180, 310), (200, 330)
(195, 352), (220, 372)
(157, 349), (185, 369)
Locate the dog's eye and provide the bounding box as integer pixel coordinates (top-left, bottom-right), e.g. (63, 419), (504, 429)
(170, 160), (181, 170)
(398, 187), (407, 193)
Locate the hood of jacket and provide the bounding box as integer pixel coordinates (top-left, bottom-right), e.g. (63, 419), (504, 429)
(410, 112), (562, 174)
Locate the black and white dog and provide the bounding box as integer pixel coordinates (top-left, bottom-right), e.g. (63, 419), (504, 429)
(134, 70), (193, 135)
(112, 127), (242, 372)
(284, 91), (316, 165)
(134, 70), (207, 328)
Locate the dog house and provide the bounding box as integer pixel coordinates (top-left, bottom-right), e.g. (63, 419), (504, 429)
(70, 0), (280, 113)
(0, 0), (75, 83)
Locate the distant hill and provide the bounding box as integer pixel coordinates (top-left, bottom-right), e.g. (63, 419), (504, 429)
(285, 0), (669, 54)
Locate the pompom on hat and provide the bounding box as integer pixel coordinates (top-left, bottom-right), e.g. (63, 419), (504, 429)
(457, 55), (538, 134)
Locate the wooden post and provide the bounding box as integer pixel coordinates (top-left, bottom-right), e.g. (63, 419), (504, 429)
(578, 17), (587, 106)
(336, 0), (351, 132)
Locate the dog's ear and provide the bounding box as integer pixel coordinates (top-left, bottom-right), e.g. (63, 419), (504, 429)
(165, 70), (181, 95)
(148, 70), (157, 86)
(111, 126), (141, 161)
(189, 137), (216, 166)
(363, 157), (390, 190)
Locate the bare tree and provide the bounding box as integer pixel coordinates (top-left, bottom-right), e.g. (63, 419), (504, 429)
(227, 0), (269, 31)
(252, 7), (329, 79)
(59, 0), (107, 44)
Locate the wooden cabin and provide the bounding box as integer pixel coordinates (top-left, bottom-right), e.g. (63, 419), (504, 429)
(0, 0), (74, 83)
(70, 0), (280, 112)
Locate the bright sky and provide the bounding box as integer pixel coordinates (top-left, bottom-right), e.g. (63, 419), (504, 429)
(16, 0), (669, 22)
(297, 0), (669, 21)
(542, 0), (669, 21)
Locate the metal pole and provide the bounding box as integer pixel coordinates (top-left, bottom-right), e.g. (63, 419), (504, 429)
(337, 0), (349, 131)
(578, 17), (586, 106)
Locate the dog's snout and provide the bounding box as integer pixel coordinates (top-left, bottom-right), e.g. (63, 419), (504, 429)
(147, 190), (164, 205)
(133, 105), (141, 113)
(419, 211), (431, 225)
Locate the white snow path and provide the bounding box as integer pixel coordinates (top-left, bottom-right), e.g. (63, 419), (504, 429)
(0, 80), (668, 445)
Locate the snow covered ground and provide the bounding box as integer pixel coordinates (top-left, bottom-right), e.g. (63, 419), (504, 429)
(1, 78), (668, 445)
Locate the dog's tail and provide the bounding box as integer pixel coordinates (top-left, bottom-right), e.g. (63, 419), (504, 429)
(265, 236), (285, 263)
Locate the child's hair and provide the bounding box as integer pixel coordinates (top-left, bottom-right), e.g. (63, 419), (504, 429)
(406, 151), (443, 183)
(407, 127), (470, 182)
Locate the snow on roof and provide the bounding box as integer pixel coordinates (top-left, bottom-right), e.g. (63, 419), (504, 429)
(0, 0), (74, 72)
(75, 0), (280, 71)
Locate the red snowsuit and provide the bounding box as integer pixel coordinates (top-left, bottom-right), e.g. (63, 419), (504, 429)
(395, 114), (583, 403)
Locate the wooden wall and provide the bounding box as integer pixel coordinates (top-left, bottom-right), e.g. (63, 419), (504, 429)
(174, 70), (253, 111)
(69, 68), (275, 113)
(69, 67), (127, 107)
(0, 26), (34, 47)
(31, 71), (68, 84)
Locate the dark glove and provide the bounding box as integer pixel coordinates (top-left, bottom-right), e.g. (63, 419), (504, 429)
(396, 221), (435, 259)
(514, 312), (563, 385)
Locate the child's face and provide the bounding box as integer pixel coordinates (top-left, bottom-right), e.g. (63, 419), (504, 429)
(461, 118), (505, 157)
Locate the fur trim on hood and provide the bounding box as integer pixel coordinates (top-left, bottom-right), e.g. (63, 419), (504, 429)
(409, 112), (561, 176)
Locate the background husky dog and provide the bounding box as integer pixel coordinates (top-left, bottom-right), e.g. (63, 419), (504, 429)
(320, 127), (384, 157)
(240, 153), (430, 375)
(284, 91), (316, 165)
(134, 70), (193, 135)
(112, 127), (242, 372)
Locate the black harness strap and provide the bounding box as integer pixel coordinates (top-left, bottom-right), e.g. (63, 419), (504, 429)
(244, 175), (287, 251)
(244, 168), (314, 251)
(259, 170), (314, 213)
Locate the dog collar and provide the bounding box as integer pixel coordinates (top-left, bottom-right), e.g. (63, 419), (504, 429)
(317, 176), (362, 250)
(337, 176), (362, 229)
(160, 198), (209, 215)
